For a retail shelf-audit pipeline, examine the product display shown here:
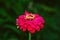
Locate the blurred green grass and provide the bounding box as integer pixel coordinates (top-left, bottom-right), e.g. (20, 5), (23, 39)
(0, 0), (60, 40)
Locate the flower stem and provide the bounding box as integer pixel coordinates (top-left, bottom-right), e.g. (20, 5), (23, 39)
(29, 32), (31, 40)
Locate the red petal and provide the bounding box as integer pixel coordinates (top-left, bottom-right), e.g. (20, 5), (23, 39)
(28, 26), (32, 31)
(24, 10), (29, 15)
(40, 24), (44, 29)
(36, 26), (40, 31)
(23, 28), (26, 32)
(27, 26), (35, 33)
(30, 29), (35, 33)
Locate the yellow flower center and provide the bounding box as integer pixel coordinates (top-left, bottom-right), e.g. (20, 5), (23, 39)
(26, 14), (35, 20)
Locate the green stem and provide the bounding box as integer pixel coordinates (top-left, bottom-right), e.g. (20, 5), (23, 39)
(29, 32), (31, 40)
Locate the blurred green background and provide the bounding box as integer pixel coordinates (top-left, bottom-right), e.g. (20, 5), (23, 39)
(0, 0), (60, 40)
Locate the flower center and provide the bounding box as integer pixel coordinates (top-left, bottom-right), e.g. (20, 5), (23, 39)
(26, 14), (35, 20)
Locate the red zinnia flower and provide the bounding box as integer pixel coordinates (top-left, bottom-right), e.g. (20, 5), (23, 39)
(16, 11), (45, 33)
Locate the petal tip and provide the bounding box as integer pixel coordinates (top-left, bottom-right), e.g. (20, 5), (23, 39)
(24, 10), (29, 15)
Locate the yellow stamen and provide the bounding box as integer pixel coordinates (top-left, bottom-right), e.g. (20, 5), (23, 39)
(26, 14), (35, 20)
